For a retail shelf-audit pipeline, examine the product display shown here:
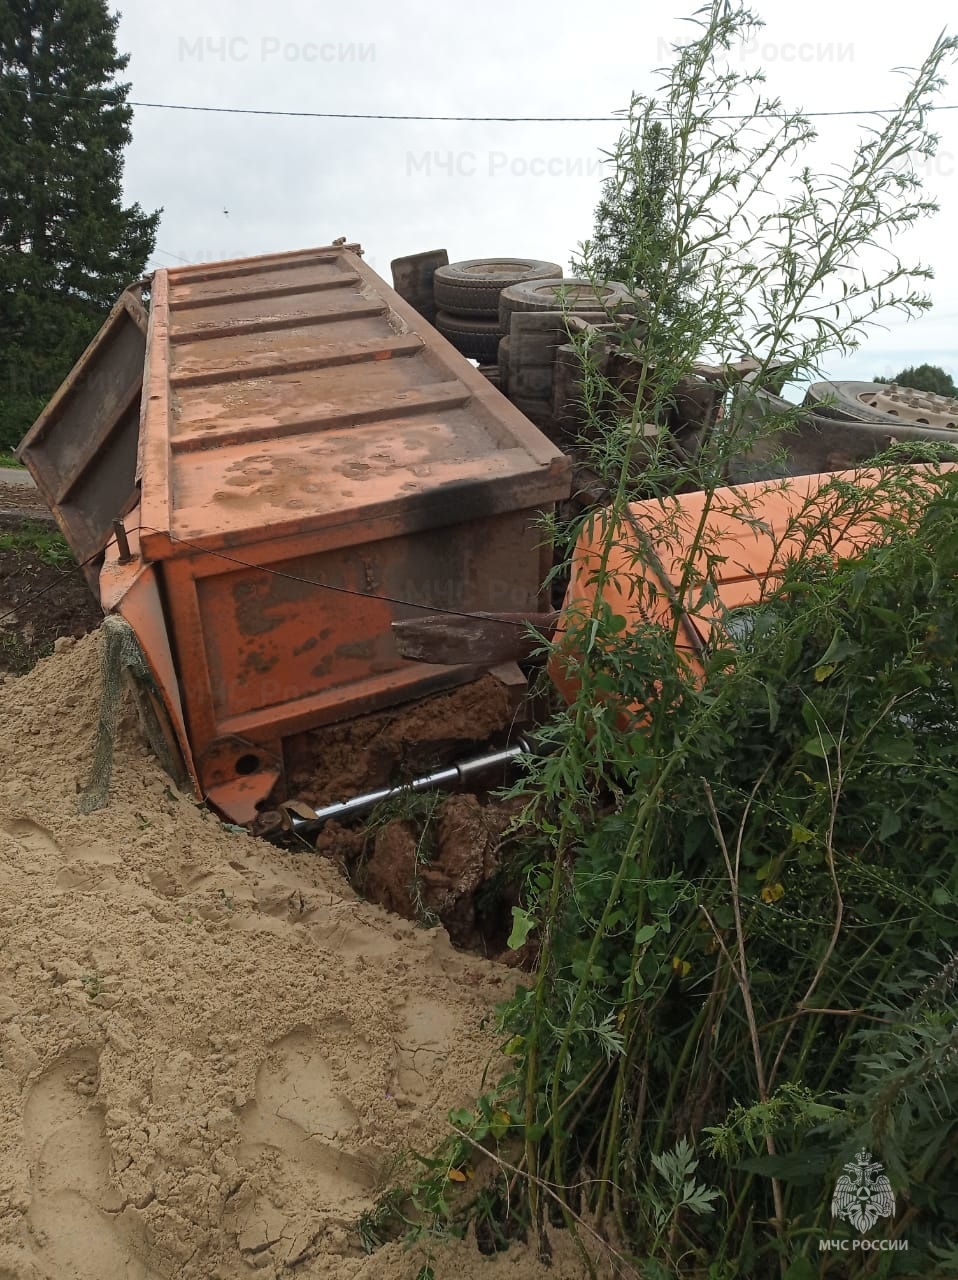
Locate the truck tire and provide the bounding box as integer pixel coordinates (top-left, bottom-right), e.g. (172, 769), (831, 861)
(725, 377), (952, 485)
(498, 337), (511, 392)
(434, 310), (504, 362)
(510, 365), (555, 398)
(507, 311), (573, 366)
(499, 278), (638, 329)
(511, 395), (557, 432)
(434, 258), (563, 318)
(805, 380), (958, 429)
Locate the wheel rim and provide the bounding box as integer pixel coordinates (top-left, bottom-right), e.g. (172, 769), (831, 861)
(528, 283), (615, 305)
(461, 261), (540, 277)
(858, 384), (958, 429)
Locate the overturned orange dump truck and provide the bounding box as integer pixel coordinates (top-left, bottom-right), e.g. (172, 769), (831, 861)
(19, 244), (571, 823)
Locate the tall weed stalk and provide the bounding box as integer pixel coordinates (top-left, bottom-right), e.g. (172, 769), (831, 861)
(490, 6), (958, 1277)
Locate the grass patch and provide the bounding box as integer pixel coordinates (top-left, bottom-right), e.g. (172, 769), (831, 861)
(0, 523), (74, 568)
(0, 452), (25, 469)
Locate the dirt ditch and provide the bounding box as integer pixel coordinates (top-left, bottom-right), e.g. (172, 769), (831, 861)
(0, 486), (590, 1274)
(274, 675), (534, 953)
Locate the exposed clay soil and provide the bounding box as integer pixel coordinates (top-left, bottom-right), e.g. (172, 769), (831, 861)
(360, 794), (524, 951)
(0, 632), (592, 1279)
(279, 675), (529, 952)
(282, 674), (522, 809)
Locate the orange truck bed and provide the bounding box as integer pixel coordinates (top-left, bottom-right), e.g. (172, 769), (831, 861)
(22, 244), (572, 822)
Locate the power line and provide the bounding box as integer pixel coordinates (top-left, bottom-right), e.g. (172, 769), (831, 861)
(90, 98), (958, 122)
(7, 84), (958, 123)
(0, 520), (541, 634)
(67, 98), (958, 122)
(0, 540), (116, 629)
(153, 247), (192, 264)
(129, 101), (622, 122)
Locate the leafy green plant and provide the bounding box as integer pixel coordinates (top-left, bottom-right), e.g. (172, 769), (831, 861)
(647, 1138), (722, 1241)
(704, 1084), (842, 1164)
(0, 524), (73, 567)
(490, 4), (956, 1276)
(0, 632), (28, 665)
(360, 789), (443, 928)
(498, 469), (958, 1275)
(358, 1187), (412, 1253)
(362, 6), (958, 1277)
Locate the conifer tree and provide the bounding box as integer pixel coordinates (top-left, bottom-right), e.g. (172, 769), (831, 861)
(0, 0), (159, 450)
(585, 112), (688, 319)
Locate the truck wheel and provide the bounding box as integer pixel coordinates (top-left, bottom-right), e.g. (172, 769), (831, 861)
(434, 258), (563, 317)
(510, 365), (555, 398)
(805, 380), (958, 428)
(434, 310), (504, 362)
(498, 337), (511, 392)
(499, 278), (639, 329)
(507, 310), (573, 367)
(511, 395), (557, 432)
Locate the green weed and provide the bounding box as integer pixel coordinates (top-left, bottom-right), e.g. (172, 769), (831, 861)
(359, 6), (958, 1276)
(0, 523), (73, 568)
(80, 973), (104, 1000)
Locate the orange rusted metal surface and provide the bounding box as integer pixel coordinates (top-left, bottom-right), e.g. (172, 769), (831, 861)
(106, 243), (569, 821)
(548, 463), (957, 713)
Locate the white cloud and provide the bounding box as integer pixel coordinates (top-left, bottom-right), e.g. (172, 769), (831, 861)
(116, 0), (957, 380)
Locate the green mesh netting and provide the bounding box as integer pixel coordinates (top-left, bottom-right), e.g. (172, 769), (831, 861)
(78, 615), (184, 814)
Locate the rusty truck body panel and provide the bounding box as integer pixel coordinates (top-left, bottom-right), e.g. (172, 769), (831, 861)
(548, 463), (957, 715)
(26, 244), (571, 822)
(18, 286), (148, 588)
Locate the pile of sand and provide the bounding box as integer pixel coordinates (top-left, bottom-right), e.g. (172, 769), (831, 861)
(0, 634), (592, 1279)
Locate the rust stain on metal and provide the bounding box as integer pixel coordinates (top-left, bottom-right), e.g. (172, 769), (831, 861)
(244, 650), (277, 676)
(232, 581), (286, 637)
(292, 636), (319, 657)
(336, 639), (375, 661)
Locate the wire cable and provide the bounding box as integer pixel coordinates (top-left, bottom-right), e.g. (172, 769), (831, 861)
(0, 523), (542, 632)
(7, 84), (958, 123)
(135, 526), (544, 626)
(0, 540), (118, 629)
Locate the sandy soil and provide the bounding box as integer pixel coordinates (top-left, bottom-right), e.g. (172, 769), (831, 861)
(0, 633), (592, 1279)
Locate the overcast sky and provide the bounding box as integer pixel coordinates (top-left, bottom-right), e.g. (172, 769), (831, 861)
(115, 0), (957, 386)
